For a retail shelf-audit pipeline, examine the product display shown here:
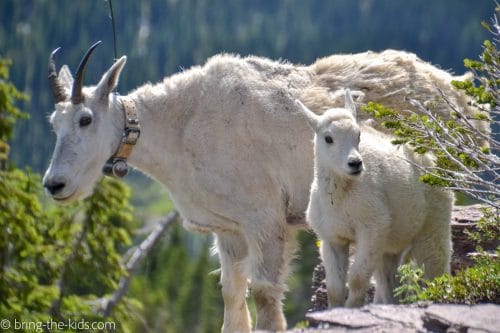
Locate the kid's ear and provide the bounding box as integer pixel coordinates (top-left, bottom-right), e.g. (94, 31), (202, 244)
(94, 56), (127, 101)
(295, 99), (321, 131)
(344, 88), (357, 118)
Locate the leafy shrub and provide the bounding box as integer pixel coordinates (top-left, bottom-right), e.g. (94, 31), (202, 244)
(395, 252), (499, 304)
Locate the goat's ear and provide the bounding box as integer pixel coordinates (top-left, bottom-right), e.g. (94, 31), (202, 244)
(295, 99), (321, 130)
(94, 56), (127, 101)
(344, 89), (357, 118)
(58, 65), (73, 92)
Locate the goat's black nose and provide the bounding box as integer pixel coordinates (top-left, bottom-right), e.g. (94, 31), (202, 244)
(348, 157), (363, 170)
(44, 179), (66, 196)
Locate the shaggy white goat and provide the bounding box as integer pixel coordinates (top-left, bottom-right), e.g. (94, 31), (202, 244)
(296, 90), (453, 307)
(43, 46), (478, 332)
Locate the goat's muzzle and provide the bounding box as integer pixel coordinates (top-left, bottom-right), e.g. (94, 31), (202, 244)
(348, 157), (363, 175)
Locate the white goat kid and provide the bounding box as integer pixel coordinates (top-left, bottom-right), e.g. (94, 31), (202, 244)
(296, 90), (453, 307)
(44, 44), (474, 332)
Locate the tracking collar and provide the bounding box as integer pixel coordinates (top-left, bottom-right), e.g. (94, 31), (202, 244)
(103, 96), (140, 178)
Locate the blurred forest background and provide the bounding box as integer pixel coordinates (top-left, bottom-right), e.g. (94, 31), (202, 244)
(0, 0), (495, 332)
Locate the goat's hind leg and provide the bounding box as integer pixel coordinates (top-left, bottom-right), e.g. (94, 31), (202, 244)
(320, 240), (349, 307)
(411, 191), (452, 279)
(216, 232), (251, 333)
(411, 217), (451, 279)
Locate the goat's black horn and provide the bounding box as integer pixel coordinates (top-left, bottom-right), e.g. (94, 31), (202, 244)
(48, 47), (68, 103)
(71, 41), (102, 105)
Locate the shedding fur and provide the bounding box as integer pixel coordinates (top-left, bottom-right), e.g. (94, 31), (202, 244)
(44, 50), (480, 332)
(296, 90), (453, 308)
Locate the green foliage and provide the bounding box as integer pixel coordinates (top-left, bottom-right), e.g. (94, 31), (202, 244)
(0, 57), (28, 165)
(294, 320), (310, 329)
(420, 256), (499, 304)
(465, 207), (500, 245)
(451, 78), (494, 106)
(394, 264), (425, 304)
(0, 58), (29, 139)
(0, 169), (60, 320)
(363, 102), (399, 118)
(418, 173), (451, 187)
(454, 37), (500, 107)
(395, 254), (500, 305)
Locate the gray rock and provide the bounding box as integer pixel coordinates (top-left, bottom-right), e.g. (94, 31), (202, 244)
(301, 304), (500, 333)
(424, 304), (500, 333)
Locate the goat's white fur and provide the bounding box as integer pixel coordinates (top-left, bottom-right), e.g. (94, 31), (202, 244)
(44, 50), (479, 332)
(296, 90), (453, 307)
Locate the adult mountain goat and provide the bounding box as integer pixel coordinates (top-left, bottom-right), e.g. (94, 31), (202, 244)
(43, 43), (482, 332)
(296, 91), (453, 308)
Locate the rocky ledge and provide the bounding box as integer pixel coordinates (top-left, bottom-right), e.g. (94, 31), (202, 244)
(299, 303), (500, 333)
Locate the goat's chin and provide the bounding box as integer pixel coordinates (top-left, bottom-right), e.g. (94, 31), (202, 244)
(341, 169), (363, 178)
(52, 195), (78, 205)
(349, 170), (363, 177)
(51, 186), (93, 205)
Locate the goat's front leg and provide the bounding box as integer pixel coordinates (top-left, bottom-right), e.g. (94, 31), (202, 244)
(320, 239), (349, 307)
(346, 234), (383, 307)
(374, 253), (401, 304)
(247, 223), (297, 331)
(216, 232), (251, 333)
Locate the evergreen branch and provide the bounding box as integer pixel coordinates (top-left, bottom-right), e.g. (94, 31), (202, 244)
(437, 87), (499, 147)
(50, 216), (90, 319)
(404, 159), (500, 208)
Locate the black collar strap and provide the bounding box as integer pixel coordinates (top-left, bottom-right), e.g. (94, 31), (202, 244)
(102, 96), (140, 178)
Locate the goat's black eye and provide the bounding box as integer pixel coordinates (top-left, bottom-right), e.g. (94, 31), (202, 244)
(79, 116), (92, 127)
(325, 136), (333, 144)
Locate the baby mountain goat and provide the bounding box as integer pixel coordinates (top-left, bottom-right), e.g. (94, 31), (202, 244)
(296, 90), (453, 307)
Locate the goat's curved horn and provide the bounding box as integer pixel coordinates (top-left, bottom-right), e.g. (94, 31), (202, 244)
(48, 47), (68, 103)
(71, 41), (102, 105)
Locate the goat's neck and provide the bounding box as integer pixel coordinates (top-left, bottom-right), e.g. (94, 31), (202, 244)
(316, 166), (352, 202)
(112, 88), (186, 186)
